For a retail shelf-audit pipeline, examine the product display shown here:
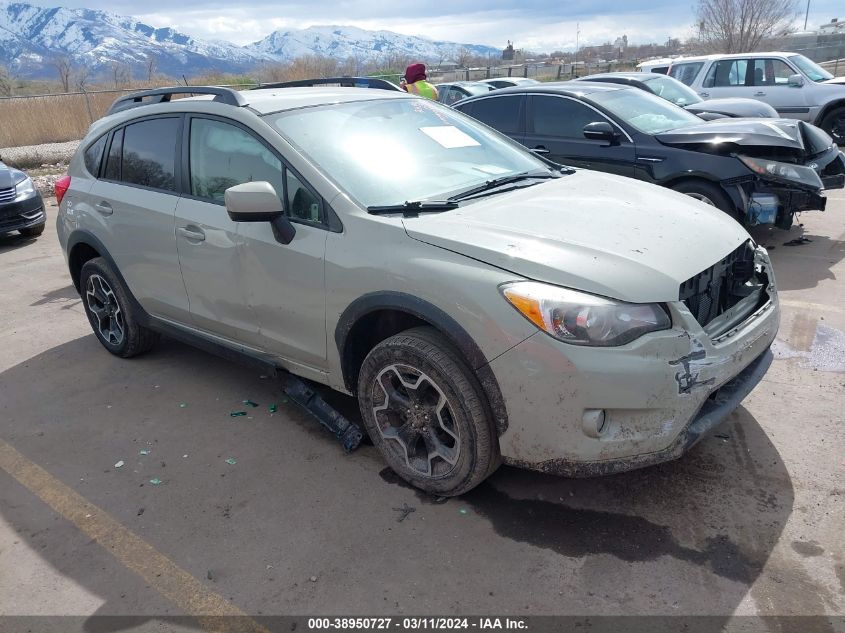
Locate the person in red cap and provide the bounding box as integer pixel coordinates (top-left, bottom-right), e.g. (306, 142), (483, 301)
(402, 63), (438, 100)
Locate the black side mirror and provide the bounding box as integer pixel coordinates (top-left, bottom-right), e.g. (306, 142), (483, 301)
(583, 121), (619, 145)
(224, 181), (296, 245)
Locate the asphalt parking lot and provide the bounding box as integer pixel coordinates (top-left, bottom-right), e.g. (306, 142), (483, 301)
(1, 196), (843, 630)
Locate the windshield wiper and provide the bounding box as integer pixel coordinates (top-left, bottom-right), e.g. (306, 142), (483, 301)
(367, 200), (459, 218)
(447, 170), (560, 202)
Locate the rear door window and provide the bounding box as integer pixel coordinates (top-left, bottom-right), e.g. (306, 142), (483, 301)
(120, 118), (179, 192)
(103, 128), (123, 181)
(463, 95), (524, 134)
(705, 59), (750, 87)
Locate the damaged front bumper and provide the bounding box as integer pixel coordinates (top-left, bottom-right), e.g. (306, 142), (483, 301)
(733, 149), (845, 229)
(490, 247), (779, 477)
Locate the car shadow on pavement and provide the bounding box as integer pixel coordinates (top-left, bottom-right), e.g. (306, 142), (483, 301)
(748, 224), (845, 292)
(0, 335), (799, 627)
(0, 231), (38, 255)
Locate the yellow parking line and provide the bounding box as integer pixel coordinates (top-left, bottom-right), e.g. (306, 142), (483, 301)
(0, 439), (268, 633)
(778, 299), (845, 315)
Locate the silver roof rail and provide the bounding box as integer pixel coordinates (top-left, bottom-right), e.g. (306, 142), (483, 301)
(106, 86), (248, 115)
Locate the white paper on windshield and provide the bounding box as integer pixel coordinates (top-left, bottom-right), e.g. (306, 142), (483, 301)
(420, 126), (480, 148)
(474, 164), (510, 175)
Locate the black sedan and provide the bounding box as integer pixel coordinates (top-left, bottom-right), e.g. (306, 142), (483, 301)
(576, 72), (778, 119)
(453, 82), (845, 229)
(0, 160), (45, 238)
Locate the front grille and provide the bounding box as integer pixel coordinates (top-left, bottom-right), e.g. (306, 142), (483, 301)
(0, 187), (14, 203)
(679, 241), (757, 327)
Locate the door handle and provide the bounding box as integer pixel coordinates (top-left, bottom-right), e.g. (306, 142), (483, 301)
(698, 92), (709, 98)
(754, 91), (766, 96)
(178, 226), (206, 242)
(531, 146), (550, 155)
(94, 201), (113, 215)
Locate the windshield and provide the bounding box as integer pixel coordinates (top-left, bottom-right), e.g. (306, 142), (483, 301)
(266, 98), (548, 207)
(788, 54), (833, 82)
(589, 87), (704, 134)
(641, 75), (702, 106)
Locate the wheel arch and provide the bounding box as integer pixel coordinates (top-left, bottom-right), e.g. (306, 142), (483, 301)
(663, 175), (744, 214)
(66, 231), (145, 317)
(335, 292), (509, 435)
(815, 99), (845, 127)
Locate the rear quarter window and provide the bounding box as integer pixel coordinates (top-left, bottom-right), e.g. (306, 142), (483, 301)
(83, 135), (107, 177)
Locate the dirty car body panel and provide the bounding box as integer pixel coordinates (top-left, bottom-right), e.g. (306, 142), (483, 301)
(58, 86), (780, 491)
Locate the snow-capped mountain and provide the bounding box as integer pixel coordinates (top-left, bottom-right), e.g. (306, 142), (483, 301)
(248, 25), (498, 63)
(0, 2), (500, 80)
(0, 1), (265, 77)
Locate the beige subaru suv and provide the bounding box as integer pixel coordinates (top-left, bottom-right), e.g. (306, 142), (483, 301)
(57, 85), (779, 495)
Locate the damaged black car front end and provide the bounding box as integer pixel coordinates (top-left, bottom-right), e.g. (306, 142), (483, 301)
(656, 119), (845, 229)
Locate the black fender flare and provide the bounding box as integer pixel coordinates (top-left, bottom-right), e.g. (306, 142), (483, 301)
(335, 291), (509, 435)
(66, 229), (149, 323)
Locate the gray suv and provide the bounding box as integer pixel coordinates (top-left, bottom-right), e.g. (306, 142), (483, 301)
(668, 52), (845, 143)
(57, 86), (779, 495)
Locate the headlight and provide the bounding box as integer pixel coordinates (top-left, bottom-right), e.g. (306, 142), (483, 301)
(501, 282), (671, 347)
(15, 177), (36, 198)
(737, 155), (823, 189)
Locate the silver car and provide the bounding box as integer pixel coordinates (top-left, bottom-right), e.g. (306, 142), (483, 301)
(668, 52), (845, 143)
(57, 86), (779, 495)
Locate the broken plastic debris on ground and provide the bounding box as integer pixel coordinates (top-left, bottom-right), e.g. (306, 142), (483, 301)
(149, 478), (162, 485)
(114, 460), (124, 468)
(243, 399), (259, 408)
(225, 457), (237, 465)
(230, 411), (247, 417)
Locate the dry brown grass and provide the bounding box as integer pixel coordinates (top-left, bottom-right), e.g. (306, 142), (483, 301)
(0, 91), (122, 147)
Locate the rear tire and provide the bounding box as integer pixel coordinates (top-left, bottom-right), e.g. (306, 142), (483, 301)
(357, 326), (500, 496)
(19, 223), (45, 237)
(820, 107), (845, 146)
(80, 257), (159, 358)
(671, 180), (736, 216)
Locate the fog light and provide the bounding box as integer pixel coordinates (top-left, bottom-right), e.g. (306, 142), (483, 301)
(582, 409), (607, 438)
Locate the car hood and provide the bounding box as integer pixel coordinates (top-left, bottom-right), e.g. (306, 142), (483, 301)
(656, 118), (822, 151)
(684, 97), (778, 118)
(402, 171), (749, 303)
(822, 76), (845, 85)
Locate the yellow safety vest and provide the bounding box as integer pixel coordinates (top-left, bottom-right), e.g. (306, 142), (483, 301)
(406, 80), (438, 100)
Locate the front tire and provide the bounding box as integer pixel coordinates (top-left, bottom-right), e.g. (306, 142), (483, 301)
(19, 223), (45, 237)
(671, 180), (736, 215)
(358, 327), (500, 496)
(820, 107), (845, 146)
(80, 257), (159, 358)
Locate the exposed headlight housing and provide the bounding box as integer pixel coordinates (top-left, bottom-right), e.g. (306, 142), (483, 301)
(15, 177), (36, 199)
(501, 282), (671, 347)
(737, 155), (823, 190)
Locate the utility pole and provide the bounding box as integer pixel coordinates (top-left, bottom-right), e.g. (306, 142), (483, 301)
(574, 22), (580, 78)
(804, 0), (811, 31)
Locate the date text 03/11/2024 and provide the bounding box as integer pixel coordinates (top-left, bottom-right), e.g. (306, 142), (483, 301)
(307, 618), (529, 630)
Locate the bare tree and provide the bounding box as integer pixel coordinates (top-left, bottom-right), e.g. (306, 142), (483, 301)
(696, 0), (798, 53)
(144, 54), (157, 83)
(111, 61), (131, 89)
(0, 63), (13, 96)
(455, 47), (473, 68)
(73, 64), (91, 91)
(53, 55), (73, 92)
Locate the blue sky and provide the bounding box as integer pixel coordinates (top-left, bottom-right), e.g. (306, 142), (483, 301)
(32, 0), (845, 48)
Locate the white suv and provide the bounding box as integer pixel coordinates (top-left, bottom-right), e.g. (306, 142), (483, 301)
(668, 52), (845, 143)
